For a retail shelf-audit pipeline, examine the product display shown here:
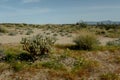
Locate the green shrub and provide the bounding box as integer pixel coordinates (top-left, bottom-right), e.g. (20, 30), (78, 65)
(73, 31), (99, 50)
(21, 34), (56, 60)
(4, 48), (18, 62)
(4, 53), (17, 62)
(0, 26), (8, 33)
(0, 46), (23, 62)
(11, 61), (27, 72)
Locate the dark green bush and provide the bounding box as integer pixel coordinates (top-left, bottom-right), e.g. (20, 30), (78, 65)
(4, 53), (17, 62)
(17, 52), (34, 62)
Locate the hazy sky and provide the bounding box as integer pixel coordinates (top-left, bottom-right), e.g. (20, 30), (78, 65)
(0, 0), (120, 24)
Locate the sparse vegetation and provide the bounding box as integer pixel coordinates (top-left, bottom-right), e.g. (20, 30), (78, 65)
(0, 23), (120, 79)
(26, 30), (33, 35)
(8, 31), (18, 36)
(41, 60), (65, 70)
(99, 72), (119, 80)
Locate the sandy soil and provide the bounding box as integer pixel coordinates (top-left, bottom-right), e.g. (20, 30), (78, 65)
(98, 36), (118, 45)
(0, 28), (118, 45)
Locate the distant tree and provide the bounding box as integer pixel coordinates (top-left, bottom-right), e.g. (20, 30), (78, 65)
(76, 21), (87, 28)
(79, 22), (87, 28)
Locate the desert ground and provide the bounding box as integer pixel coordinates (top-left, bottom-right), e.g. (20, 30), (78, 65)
(0, 27), (118, 45)
(0, 23), (120, 80)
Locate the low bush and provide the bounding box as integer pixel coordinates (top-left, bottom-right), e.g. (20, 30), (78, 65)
(0, 26), (8, 33)
(11, 61), (28, 72)
(73, 31), (99, 50)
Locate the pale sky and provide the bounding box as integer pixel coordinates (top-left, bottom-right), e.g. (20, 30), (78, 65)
(0, 0), (120, 24)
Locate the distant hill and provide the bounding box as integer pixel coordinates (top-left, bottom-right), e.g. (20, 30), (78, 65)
(85, 20), (120, 25)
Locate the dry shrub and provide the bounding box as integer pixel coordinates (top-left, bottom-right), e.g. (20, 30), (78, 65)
(0, 26), (8, 33)
(74, 30), (99, 50)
